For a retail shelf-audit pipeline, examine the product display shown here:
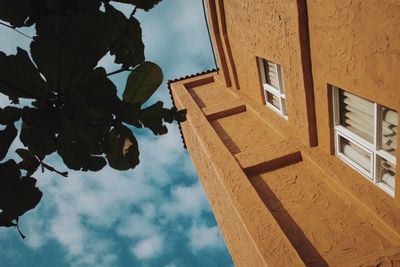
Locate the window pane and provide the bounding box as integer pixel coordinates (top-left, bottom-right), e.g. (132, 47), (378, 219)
(264, 61), (279, 90)
(381, 107), (398, 156)
(339, 90), (374, 143)
(339, 135), (371, 174)
(266, 91), (280, 110)
(378, 156), (396, 190)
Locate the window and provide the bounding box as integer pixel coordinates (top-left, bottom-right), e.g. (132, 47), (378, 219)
(258, 58), (287, 119)
(332, 86), (398, 196)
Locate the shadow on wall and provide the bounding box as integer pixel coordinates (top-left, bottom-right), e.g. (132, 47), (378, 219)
(250, 175), (329, 267)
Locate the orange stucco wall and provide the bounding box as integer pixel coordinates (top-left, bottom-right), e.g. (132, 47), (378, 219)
(170, 0), (400, 266)
(307, 0), (400, 157)
(216, 0), (317, 147)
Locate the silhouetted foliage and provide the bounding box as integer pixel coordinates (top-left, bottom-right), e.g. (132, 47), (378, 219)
(0, 0), (186, 238)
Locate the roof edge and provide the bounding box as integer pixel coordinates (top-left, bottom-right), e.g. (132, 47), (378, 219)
(166, 68), (219, 149)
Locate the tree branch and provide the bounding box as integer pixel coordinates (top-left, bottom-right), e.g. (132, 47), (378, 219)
(40, 162), (68, 177)
(106, 68), (133, 76)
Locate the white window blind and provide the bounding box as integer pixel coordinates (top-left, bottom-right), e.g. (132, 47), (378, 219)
(258, 58), (287, 119)
(339, 91), (374, 143)
(333, 86), (398, 196)
(381, 107), (398, 156)
(264, 59), (280, 91)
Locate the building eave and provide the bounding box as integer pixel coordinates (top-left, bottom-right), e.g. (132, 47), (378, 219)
(166, 68), (219, 149)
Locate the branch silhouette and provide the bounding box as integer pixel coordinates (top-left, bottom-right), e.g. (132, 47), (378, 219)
(0, 0), (186, 238)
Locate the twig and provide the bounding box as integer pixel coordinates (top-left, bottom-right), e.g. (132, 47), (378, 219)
(106, 68), (133, 76)
(41, 162), (68, 177)
(0, 21), (33, 40)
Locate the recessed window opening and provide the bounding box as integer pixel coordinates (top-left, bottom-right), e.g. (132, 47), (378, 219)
(332, 86), (398, 196)
(257, 58), (287, 119)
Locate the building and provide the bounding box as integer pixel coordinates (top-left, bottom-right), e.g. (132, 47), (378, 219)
(168, 1), (400, 266)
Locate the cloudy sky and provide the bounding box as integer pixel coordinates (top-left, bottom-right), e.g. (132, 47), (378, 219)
(0, 1), (233, 266)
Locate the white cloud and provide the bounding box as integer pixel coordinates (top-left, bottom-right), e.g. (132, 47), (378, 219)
(161, 181), (209, 219)
(116, 214), (159, 239)
(188, 224), (225, 251)
(15, 123), (197, 266)
(130, 235), (163, 260)
(0, 0), (230, 266)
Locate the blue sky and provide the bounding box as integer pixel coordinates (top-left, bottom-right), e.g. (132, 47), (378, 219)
(0, 1), (233, 266)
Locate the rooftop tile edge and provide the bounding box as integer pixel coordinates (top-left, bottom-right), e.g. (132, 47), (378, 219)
(166, 68), (219, 149)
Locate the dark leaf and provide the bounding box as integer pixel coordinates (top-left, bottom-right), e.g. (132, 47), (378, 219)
(112, 0), (162, 11)
(139, 101), (167, 135)
(75, 68), (119, 111)
(114, 100), (141, 127)
(32, 7), (126, 92)
(20, 108), (59, 158)
(0, 160), (43, 220)
(123, 61), (163, 104)
(0, 0), (30, 27)
(110, 17), (145, 68)
(0, 124), (18, 161)
(16, 148), (40, 175)
(39, 0), (64, 10)
(86, 108), (113, 125)
(16, 148), (39, 164)
(84, 156), (107, 172)
(173, 109), (187, 123)
(56, 119), (108, 171)
(106, 124), (139, 170)
(20, 122), (57, 160)
(0, 107), (22, 125)
(56, 119), (82, 170)
(63, 90), (90, 120)
(0, 48), (52, 100)
(0, 213), (16, 227)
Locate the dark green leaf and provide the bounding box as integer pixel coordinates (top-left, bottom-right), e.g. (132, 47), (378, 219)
(32, 7), (126, 92)
(139, 101), (167, 135)
(0, 0), (30, 27)
(123, 61), (163, 104)
(84, 156), (107, 172)
(0, 107), (22, 125)
(86, 108), (113, 125)
(0, 48), (52, 100)
(106, 125), (139, 170)
(16, 149), (39, 164)
(110, 17), (145, 68)
(16, 148), (40, 176)
(0, 160), (43, 220)
(114, 100), (141, 127)
(75, 68), (119, 111)
(0, 213), (16, 227)
(0, 124), (17, 161)
(20, 122), (56, 160)
(173, 109), (187, 123)
(56, 119), (108, 171)
(63, 90), (90, 119)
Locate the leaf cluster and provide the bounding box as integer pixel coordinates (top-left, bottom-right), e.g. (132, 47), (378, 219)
(0, 0), (186, 236)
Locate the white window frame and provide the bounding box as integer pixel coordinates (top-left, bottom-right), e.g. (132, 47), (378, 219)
(258, 58), (287, 120)
(332, 86), (397, 197)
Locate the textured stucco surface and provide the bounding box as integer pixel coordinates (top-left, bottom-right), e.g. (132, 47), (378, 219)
(251, 160), (398, 266)
(170, 71), (400, 266)
(211, 111), (284, 154)
(220, 0), (316, 147)
(171, 75), (306, 267)
(169, 0), (400, 266)
(307, 0), (400, 158)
